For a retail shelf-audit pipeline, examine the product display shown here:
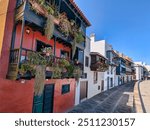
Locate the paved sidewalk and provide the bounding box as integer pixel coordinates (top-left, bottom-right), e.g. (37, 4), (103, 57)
(139, 80), (150, 113)
(69, 82), (135, 113)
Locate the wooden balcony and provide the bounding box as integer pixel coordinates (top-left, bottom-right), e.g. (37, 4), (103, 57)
(90, 52), (109, 72)
(15, 0), (86, 46)
(6, 48), (80, 80)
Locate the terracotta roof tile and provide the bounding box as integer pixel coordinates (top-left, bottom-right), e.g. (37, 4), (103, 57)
(69, 0), (91, 26)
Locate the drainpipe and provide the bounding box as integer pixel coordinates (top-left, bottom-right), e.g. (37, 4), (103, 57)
(54, 36), (56, 56)
(19, 18), (25, 63)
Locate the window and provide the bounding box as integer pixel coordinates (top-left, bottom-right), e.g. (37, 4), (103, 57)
(36, 40), (52, 52)
(110, 78), (113, 87)
(98, 86), (101, 90)
(111, 67), (113, 74)
(81, 73), (87, 79)
(78, 49), (84, 64)
(94, 72), (98, 84)
(85, 56), (89, 67)
(61, 84), (70, 94)
(60, 50), (69, 59)
(107, 70), (109, 74)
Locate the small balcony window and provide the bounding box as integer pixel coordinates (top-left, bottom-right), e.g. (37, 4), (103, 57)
(60, 50), (69, 59)
(61, 84), (70, 95)
(85, 56), (89, 67)
(94, 72), (98, 84)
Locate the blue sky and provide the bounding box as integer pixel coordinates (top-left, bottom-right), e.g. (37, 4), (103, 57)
(75, 0), (150, 64)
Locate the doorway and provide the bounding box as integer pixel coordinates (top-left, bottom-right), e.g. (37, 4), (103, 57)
(32, 84), (54, 113)
(43, 84), (54, 113)
(80, 81), (88, 102)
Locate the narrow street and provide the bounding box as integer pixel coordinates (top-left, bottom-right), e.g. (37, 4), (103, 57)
(69, 82), (135, 113)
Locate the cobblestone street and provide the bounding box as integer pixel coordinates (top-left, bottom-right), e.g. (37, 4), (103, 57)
(69, 82), (135, 113)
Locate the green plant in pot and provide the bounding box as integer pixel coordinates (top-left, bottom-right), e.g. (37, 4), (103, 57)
(52, 64), (62, 79)
(66, 63), (75, 78)
(75, 31), (84, 44)
(58, 12), (71, 37)
(20, 52), (47, 96)
(73, 66), (81, 81)
(71, 28), (85, 59)
(19, 63), (35, 80)
(42, 47), (53, 56)
(58, 58), (70, 78)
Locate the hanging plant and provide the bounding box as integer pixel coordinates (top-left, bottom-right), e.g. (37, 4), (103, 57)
(45, 15), (54, 40)
(75, 31), (84, 44)
(43, 4), (54, 15)
(72, 39), (77, 59)
(58, 12), (71, 37)
(34, 65), (46, 96)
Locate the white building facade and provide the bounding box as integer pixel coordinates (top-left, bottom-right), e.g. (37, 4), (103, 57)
(90, 34), (117, 90)
(75, 37), (105, 105)
(134, 62), (144, 80)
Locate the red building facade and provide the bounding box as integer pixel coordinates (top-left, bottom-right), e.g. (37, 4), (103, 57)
(0, 0), (90, 113)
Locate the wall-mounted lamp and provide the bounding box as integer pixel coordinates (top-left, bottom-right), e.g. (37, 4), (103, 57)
(26, 28), (30, 34)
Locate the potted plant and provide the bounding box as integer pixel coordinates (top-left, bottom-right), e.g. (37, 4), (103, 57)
(52, 65), (62, 79)
(66, 63), (75, 78)
(42, 47), (53, 56)
(73, 66), (81, 81)
(19, 63), (35, 80)
(58, 12), (71, 37)
(29, 0), (46, 15)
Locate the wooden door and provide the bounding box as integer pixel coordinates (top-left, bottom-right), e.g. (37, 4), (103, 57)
(43, 84), (54, 113)
(80, 81), (88, 101)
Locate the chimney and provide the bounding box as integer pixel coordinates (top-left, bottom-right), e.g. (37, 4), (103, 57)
(90, 33), (95, 43)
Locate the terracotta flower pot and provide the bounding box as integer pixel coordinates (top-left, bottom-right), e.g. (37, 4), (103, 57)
(29, 0), (46, 16)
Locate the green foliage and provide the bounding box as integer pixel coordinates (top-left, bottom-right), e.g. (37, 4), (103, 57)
(34, 65), (46, 96)
(66, 64), (75, 78)
(52, 65), (62, 79)
(45, 15), (54, 40)
(59, 13), (71, 37)
(42, 47), (53, 54)
(36, 0), (45, 5)
(73, 66), (81, 81)
(43, 4), (54, 15)
(28, 52), (47, 65)
(59, 59), (70, 68)
(75, 31), (84, 44)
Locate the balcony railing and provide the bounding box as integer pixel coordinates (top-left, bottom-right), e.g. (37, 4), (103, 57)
(15, 0), (86, 45)
(90, 52), (109, 72)
(9, 49), (20, 64)
(7, 48), (82, 80)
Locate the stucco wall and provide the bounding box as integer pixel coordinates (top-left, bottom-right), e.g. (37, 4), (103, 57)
(0, 78), (34, 113)
(45, 79), (76, 113)
(0, 78), (76, 113)
(0, 0), (16, 78)
(14, 24), (71, 58)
